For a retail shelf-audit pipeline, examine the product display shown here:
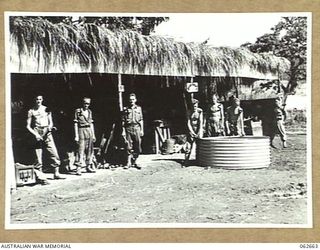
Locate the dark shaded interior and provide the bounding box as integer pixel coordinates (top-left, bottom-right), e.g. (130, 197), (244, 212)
(11, 73), (276, 165)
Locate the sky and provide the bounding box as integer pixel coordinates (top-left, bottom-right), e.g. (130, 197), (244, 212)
(154, 13), (309, 109)
(154, 13), (286, 47)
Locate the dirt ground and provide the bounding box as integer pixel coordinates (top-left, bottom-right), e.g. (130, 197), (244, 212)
(10, 133), (308, 225)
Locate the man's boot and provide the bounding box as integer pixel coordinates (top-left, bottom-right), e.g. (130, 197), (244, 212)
(54, 167), (65, 179)
(132, 156), (141, 170)
(86, 164), (96, 173)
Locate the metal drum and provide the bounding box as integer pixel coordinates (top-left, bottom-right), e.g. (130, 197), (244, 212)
(196, 136), (270, 169)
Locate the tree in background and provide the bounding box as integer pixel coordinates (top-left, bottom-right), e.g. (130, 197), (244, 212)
(242, 17), (307, 100)
(33, 16), (169, 35)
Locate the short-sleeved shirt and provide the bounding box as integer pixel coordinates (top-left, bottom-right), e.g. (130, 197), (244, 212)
(226, 106), (243, 124)
(122, 105), (143, 126)
(190, 108), (203, 130)
(28, 105), (50, 128)
(74, 108), (93, 127)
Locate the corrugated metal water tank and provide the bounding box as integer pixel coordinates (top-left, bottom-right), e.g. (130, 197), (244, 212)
(196, 136), (270, 169)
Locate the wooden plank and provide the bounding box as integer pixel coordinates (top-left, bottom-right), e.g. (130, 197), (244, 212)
(103, 123), (116, 155)
(155, 129), (159, 154)
(156, 127), (166, 143)
(118, 73), (123, 111)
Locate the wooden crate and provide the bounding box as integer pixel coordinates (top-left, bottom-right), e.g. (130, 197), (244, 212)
(15, 163), (36, 186)
(251, 121), (263, 136)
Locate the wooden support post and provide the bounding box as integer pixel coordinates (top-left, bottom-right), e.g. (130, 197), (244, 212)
(154, 124), (171, 154)
(156, 127), (166, 142)
(118, 73), (123, 111)
(190, 77), (194, 99)
(155, 129), (159, 154)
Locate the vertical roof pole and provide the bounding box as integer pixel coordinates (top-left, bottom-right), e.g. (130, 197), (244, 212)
(118, 73), (123, 112)
(190, 76), (194, 99)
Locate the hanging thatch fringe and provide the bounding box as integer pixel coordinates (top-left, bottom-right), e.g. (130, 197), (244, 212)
(9, 16), (290, 79)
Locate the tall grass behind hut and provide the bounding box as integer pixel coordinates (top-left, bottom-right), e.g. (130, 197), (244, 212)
(9, 16), (290, 78)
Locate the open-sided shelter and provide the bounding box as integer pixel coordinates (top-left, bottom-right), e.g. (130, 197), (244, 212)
(9, 16), (290, 160)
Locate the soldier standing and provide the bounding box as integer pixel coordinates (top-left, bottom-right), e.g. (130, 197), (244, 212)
(184, 98), (204, 166)
(205, 94), (225, 137)
(26, 95), (63, 184)
(270, 98), (287, 148)
(74, 97), (96, 174)
(225, 98), (245, 136)
(187, 98), (204, 140)
(122, 93), (144, 169)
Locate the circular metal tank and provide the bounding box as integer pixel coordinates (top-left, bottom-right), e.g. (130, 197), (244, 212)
(196, 136), (270, 169)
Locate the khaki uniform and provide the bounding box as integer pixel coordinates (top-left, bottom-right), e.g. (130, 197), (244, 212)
(27, 106), (60, 169)
(271, 106), (287, 143)
(122, 105), (143, 160)
(226, 106), (244, 136)
(188, 107), (203, 140)
(205, 103), (225, 137)
(74, 108), (94, 166)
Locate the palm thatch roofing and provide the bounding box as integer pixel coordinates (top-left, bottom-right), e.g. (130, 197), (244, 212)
(9, 16), (290, 79)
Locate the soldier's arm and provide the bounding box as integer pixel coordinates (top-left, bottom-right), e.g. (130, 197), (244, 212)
(91, 123), (96, 141)
(74, 110), (79, 141)
(198, 110), (204, 137)
(187, 116), (195, 136)
(139, 107), (144, 136)
(225, 108), (230, 134)
(202, 111), (207, 130)
(239, 110), (245, 136)
(220, 104), (226, 135)
(220, 104), (225, 125)
(47, 112), (53, 130)
(90, 119), (96, 142)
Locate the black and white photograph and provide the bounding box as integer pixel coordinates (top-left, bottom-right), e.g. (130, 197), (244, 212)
(5, 12), (312, 228)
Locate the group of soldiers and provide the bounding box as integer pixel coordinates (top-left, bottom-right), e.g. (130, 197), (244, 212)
(26, 93), (143, 185)
(186, 94), (287, 154)
(25, 92), (287, 185)
(186, 94), (245, 142)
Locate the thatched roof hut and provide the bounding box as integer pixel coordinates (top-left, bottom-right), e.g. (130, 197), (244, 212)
(9, 16), (290, 79)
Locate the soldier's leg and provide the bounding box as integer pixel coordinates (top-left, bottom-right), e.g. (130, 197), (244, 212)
(277, 121), (287, 148)
(34, 169), (49, 185)
(34, 128), (44, 168)
(131, 127), (142, 169)
(205, 122), (213, 137)
(124, 129), (134, 169)
(86, 135), (95, 172)
(270, 124), (277, 148)
(133, 127), (142, 158)
(44, 134), (63, 179)
(184, 136), (194, 167)
(218, 121), (225, 136)
(35, 148), (43, 167)
(77, 138), (86, 167)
